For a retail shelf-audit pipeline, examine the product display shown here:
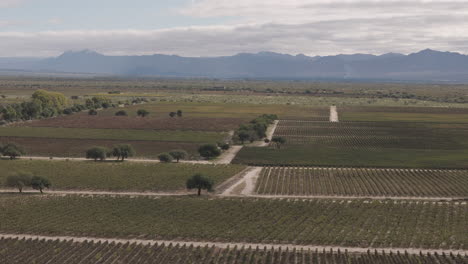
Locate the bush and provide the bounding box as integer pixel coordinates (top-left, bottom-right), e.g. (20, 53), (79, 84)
(198, 144), (221, 159)
(5, 172), (32, 193)
(137, 109), (149, 117)
(169, 150), (188, 162)
(158, 153), (173, 163)
(218, 142), (230, 150)
(88, 109), (98, 115)
(1, 143), (25, 159)
(31, 176), (51, 194)
(115, 110), (128, 116)
(86, 147), (109, 161)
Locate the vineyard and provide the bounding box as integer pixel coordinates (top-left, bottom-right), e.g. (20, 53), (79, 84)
(273, 121), (467, 150)
(255, 167), (468, 197)
(0, 195), (466, 250)
(0, 160), (246, 192)
(1, 237), (466, 264)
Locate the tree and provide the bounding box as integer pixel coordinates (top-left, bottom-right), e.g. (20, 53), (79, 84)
(169, 112), (176, 118)
(238, 131), (250, 144)
(115, 110), (128, 116)
(112, 144), (135, 161)
(1, 143), (25, 159)
(169, 150), (188, 163)
(158, 153), (173, 163)
(271, 136), (287, 149)
(86, 147), (108, 161)
(137, 109), (149, 117)
(88, 109), (98, 115)
(186, 174), (214, 196)
(177, 110), (183, 117)
(198, 144), (221, 159)
(5, 172), (32, 193)
(31, 176), (51, 194)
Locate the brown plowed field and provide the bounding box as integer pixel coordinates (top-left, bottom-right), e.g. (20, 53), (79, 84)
(0, 137), (200, 158)
(16, 115), (248, 132)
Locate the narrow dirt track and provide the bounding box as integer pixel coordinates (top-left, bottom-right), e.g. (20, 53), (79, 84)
(0, 189), (192, 197)
(215, 145), (243, 164)
(1, 188), (464, 202)
(221, 167), (263, 196)
(330, 105), (339, 122)
(249, 120), (279, 147)
(0, 234), (465, 256)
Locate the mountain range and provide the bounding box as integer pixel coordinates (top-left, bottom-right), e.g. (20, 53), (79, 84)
(1, 49), (468, 82)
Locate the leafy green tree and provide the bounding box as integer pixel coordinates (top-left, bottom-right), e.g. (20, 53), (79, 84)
(1, 106), (19, 121)
(198, 144), (221, 159)
(271, 136), (287, 149)
(169, 150), (188, 163)
(177, 110), (183, 117)
(238, 131), (250, 144)
(5, 172), (32, 193)
(86, 147), (108, 161)
(137, 109), (149, 117)
(169, 112), (176, 118)
(31, 176), (51, 194)
(32, 89), (68, 111)
(186, 174), (214, 196)
(115, 110), (128, 116)
(158, 153), (173, 163)
(1, 143), (25, 159)
(112, 144), (135, 161)
(21, 101), (43, 120)
(88, 109), (98, 115)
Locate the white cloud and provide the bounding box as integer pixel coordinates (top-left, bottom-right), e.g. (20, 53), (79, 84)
(1, 0), (468, 57)
(1, 14), (468, 58)
(0, 0), (27, 8)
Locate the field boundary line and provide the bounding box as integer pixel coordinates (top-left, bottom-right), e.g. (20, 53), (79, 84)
(1, 188), (465, 201)
(239, 194), (467, 202)
(0, 233), (466, 256)
(0, 189), (191, 197)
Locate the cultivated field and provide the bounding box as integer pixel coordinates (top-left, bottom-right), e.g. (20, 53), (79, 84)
(255, 167), (468, 197)
(234, 119), (468, 168)
(0, 137), (202, 158)
(0, 195), (466, 250)
(0, 160), (245, 192)
(1, 237), (466, 264)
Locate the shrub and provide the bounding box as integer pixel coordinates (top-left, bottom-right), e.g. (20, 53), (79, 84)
(169, 150), (188, 162)
(158, 153), (173, 163)
(88, 109), (98, 115)
(198, 144), (221, 159)
(115, 110), (128, 116)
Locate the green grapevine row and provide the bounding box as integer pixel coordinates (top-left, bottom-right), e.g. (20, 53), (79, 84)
(1, 237), (466, 264)
(0, 195), (466, 249)
(255, 167), (468, 197)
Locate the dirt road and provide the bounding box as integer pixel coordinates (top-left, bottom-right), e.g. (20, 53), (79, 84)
(330, 105), (339, 122)
(0, 233), (465, 256)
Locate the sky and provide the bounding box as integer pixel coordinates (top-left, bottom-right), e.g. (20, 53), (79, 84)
(1, 0), (468, 57)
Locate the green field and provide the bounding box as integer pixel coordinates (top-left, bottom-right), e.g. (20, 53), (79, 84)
(0, 160), (246, 192)
(234, 146), (468, 168)
(98, 101), (329, 120)
(256, 167), (468, 197)
(235, 119), (468, 168)
(0, 196), (465, 250)
(0, 127), (224, 143)
(1, 238), (466, 264)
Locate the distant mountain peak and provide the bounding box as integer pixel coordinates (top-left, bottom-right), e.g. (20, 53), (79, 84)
(60, 49), (103, 57)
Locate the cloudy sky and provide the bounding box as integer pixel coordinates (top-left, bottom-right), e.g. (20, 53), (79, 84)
(1, 0), (468, 57)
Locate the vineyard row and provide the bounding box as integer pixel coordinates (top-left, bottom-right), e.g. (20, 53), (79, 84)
(255, 167), (468, 197)
(1, 237), (467, 264)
